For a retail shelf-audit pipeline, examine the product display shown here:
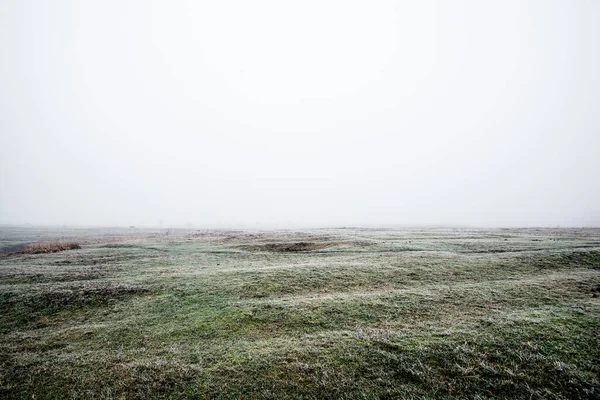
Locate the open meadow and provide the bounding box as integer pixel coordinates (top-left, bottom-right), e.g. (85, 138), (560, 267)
(1, 226), (599, 399)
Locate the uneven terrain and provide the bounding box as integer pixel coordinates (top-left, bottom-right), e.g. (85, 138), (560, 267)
(0, 226), (599, 399)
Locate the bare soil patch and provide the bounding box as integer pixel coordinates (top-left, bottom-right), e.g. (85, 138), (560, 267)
(240, 241), (342, 253)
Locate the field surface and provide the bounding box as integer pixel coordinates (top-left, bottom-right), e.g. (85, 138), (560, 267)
(1, 226), (599, 399)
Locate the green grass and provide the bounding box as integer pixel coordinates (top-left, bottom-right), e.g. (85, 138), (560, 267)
(1, 227), (599, 399)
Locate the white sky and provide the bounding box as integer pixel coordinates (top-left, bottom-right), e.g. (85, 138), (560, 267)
(1, 0), (599, 227)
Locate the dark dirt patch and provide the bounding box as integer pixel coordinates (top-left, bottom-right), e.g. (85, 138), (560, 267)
(239, 242), (342, 253)
(100, 244), (139, 249)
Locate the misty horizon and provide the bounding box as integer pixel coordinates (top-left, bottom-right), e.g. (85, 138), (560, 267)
(1, 1), (599, 228)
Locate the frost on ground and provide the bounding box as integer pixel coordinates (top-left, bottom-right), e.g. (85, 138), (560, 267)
(1, 227), (599, 399)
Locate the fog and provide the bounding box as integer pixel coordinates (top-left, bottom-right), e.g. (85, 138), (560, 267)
(1, 1), (599, 228)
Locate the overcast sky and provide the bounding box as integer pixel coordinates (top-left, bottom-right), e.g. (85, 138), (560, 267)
(1, 0), (599, 228)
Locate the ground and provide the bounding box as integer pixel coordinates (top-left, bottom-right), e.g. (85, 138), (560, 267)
(0, 226), (599, 399)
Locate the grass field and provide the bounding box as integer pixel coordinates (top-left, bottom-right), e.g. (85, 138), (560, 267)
(1, 226), (599, 399)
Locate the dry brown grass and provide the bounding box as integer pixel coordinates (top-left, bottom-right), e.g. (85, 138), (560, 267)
(21, 241), (81, 254)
